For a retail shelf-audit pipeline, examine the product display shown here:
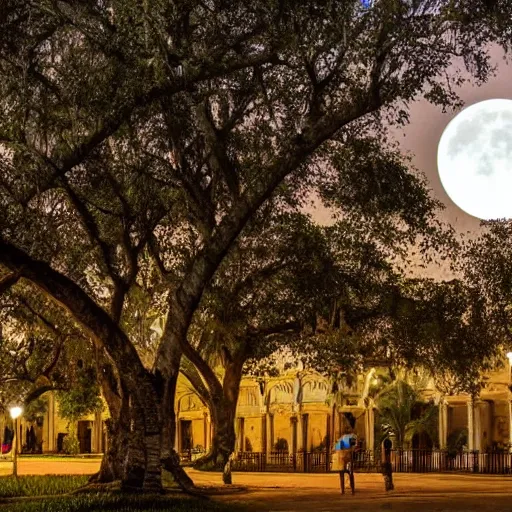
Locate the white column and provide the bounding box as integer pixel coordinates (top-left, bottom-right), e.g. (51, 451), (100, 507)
(261, 413), (266, 453)
(467, 400), (475, 451)
(365, 407), (375, 450)
(289, 416), (296, 454)
(296, 415), (303, 452)
(208, 416), (212, 451)
(47, 393), (55, 452)
(203, 413), (208, 451)
(93, 410), (102, 453)
(474, 402), (482, 452)
(508, 400), (512, 452)
(175, 419), (180, 453)
(266, 413), (273, 462)
(438, 400), (448, 449)
(302, 414), (310, 452)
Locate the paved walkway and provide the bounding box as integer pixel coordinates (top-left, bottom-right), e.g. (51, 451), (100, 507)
(0, 458), (100, 477)
(189, 470), (512, 511)
(2, 459), (512, 510)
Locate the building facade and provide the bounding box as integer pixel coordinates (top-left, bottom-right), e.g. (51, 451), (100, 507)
(1, 393), (106, 456)
(175, 359), (512, 457)
(2, 358), (512, 456)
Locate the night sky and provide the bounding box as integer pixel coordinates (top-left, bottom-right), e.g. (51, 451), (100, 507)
(396, 47), (512, 235)
(311, 47), (512, 279)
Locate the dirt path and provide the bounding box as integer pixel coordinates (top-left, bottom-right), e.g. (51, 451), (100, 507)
(188, 470), (512, 511)
(2, 459), (512, 511)
(0, 458), (100, 477)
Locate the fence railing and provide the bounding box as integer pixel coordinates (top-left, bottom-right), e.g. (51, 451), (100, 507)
(232, 451), (330, 473)
(227, 449), (512, 474)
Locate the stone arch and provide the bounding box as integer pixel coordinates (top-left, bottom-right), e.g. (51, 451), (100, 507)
(178, 393), (205, 413)
(266, 381), (294, 406)
(238, 386), (259, 407)
(301, 375), (329, 404)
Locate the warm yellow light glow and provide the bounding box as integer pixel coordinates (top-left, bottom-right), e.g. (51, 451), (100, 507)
(507, 352), (512, 364)
(438, 99), (512, 220)
(9, 406), (22, 420)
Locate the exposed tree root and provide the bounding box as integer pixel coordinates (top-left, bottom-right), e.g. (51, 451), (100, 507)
(161, 455), (211, 499)
(193, 450), (233, 484)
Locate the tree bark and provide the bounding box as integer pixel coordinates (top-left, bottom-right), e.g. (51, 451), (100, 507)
(193, 356), (244, 484)
(198, 396), (237, 483)
(154, 295), (199, 490)
(160, 370), (195, 490)
(89, 353), (126, 484)
(93, 415), (127, 483)
(91, 393), (129, 484)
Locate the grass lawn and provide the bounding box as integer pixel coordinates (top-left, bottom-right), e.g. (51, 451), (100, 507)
(0, 475), (245, 512)
(0, 475), (89, 498)
(0, 494), (243, 512)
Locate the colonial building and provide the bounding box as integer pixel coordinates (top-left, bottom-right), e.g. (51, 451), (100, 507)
(175, 358), (512, 456)
(1, 393), (106, 456)
(2, 357), (512, 456)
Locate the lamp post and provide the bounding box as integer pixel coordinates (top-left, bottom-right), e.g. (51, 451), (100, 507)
(9, 406), (22, 478)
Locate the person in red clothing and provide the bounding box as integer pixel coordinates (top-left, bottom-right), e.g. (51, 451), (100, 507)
(2, 425), (13, 454)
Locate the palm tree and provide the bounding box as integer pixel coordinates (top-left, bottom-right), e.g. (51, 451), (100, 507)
(375, 380), (438, 450)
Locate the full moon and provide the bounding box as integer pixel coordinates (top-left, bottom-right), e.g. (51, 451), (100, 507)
(437, 98), (512, 220)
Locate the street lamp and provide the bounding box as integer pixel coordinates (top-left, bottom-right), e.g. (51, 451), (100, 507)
(9, 406), (22, 477)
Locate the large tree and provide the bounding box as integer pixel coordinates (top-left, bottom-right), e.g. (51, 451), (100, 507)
(0, 0), (510, 491)
(183, 208), (502, 479)
(459, 221), (512, 356)
(180, 210), (339, 479)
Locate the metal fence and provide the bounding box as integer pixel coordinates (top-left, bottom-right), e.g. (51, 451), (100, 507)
(228, 449), (512, 474)
(232, 451), (330, 473)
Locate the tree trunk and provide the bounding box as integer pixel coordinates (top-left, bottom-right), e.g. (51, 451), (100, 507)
(91, 392), (163, 492)
(90, 359), (127, 484)
(194, 358), (243, 485)
(213, 398), (238, 484)
(93, 416), (126, 483)
(160, 372), (195, 490)
(95, 373), (163, 492)
(91, 399), (129, 484)
(89, 356), (161, 490)
(155, 300), (197, 491)
(120, 395), (147, 491)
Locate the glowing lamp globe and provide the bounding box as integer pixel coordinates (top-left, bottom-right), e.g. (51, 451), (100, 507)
(10, 406), (22, 420)
(437, 99), (512, 220)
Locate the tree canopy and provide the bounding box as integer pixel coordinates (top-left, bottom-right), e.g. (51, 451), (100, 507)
(1, 0), (511, 491)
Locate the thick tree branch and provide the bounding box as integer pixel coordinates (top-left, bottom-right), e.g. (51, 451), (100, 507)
(198, 100), (240, 200)
(179, 335), (223, 398)
(0, 237), (153, 407)
(180, 358), (212, 408)
(13, 51), (281, 208)
(0, 272), (20, 296)
(156, 93), (387, 377)
(59, 175), (119, 285)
